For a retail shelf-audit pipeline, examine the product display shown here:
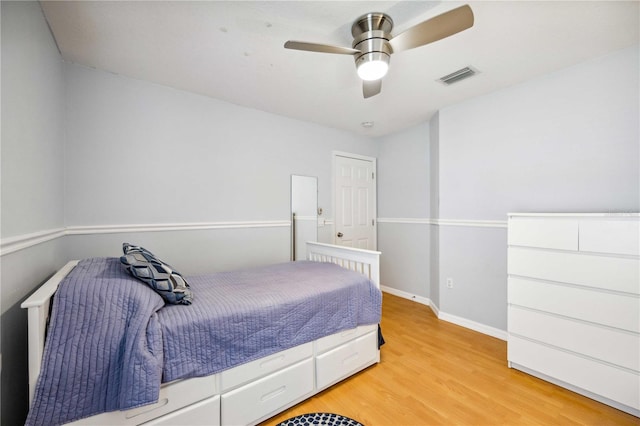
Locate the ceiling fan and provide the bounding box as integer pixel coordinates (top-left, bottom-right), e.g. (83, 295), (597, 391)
(284, 5), (474, 98)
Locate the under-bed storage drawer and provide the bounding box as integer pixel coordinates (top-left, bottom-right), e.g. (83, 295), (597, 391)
(141, 396), (220, 426)
(221, 358), (314, 426)
(316, 330), (378, 390)
(315, 324), (377, 353)
(221, 342), (312, 390)
(70, 375), (218, 425)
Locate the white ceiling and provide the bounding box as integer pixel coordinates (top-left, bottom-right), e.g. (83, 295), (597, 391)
(40, 1), (639, 137)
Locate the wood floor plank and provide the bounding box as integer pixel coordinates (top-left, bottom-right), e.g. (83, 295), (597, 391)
(262, 293), (639, 425)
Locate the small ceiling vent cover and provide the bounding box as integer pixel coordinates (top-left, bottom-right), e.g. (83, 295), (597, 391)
(438, 66), (478, 85)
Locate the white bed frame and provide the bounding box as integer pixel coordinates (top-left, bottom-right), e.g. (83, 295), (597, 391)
(21, 242), (382, 426)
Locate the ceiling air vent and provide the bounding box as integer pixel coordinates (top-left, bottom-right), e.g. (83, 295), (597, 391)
(438, 66), (478, 85)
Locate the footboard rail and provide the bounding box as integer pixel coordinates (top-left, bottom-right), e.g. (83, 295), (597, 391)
(306, 242), (380, 288)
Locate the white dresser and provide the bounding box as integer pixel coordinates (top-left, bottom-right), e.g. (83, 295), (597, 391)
(507, 213), (639, 417)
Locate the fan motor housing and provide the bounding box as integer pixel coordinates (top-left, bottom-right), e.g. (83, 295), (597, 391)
(351, 12), (393, 37)
(351, 13), (393, 70)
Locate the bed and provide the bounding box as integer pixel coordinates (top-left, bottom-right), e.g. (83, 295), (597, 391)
(21, 242), (382, 426)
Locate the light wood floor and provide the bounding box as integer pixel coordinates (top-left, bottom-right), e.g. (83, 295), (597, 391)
(263, 293), (638, 426)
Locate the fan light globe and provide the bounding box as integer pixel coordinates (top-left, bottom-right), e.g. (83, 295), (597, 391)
(357, 59), (389, 81)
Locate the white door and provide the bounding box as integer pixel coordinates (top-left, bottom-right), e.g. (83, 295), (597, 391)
(334, 154), (376, 250)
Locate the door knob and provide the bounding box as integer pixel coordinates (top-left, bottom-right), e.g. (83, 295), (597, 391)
(337, 232), (343, 238)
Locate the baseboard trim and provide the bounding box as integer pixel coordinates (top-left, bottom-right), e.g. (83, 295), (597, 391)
(429, 300), (440, 318)
(381, 286), (507, 341)
(438, 311), (508, 341)
(380, 285), (431, 307)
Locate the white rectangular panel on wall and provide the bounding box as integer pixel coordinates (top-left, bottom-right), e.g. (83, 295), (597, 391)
(507, 213), (640, 417)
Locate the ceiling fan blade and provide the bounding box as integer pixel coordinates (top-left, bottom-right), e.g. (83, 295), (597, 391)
(363, 79), (382, 98)
(388, 4), (474, 53)
(284, 40), (360, 55)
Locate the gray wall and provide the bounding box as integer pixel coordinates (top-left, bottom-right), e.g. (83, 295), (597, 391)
(2, 2), (638, 423)
(438, 47), (639, 220)
(376, 123), (430, 298)
(374, 45), (639, 332)
(428, 112), (440, 309)
(377, 123), (430, 219)
(62, 63), (377, 272)
(1, 1), (65, 239)
(1, 4), (377, 423)
(435, 45), (639, 330)
(1, 2), (67, 425)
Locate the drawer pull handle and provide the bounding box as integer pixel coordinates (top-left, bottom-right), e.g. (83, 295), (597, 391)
(340, 330), (356, 338)
(260, 354), (285, 368)
(125, 398), (169, 419)
(342, 352), (359, 366)
(261, 386), (286, 402)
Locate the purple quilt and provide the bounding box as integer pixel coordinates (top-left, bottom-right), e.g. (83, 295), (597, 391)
(26, 258), (382, 425)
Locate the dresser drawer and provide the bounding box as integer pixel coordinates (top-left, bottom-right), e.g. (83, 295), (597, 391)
(221, 343), (312, 391)
(142, 396), (220, 426)
(508, 306), (639, 370)
(316, 331), (378, 390)
(509, 336), (640, 411)
(221, 359), (314, 426)
(508, 277), (639, 332)
(508, 218), (578, 250)
(508, 247), (639, 294)
(579, 220), (640, 256)
(316, 324), (377, 353)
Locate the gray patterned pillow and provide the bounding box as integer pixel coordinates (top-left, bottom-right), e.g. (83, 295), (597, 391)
(120, 243), (193, 305)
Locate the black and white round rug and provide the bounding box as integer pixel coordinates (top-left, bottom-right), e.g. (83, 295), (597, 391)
(276, 412), (364, 426)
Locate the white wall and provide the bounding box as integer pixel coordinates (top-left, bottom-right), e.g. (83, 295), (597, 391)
(63, 63), (377, 272)
(2, 3), (638, 422)
(374, 46), (639, 334)
(1, 2), (65, 239)
(439, 47), (639, 220)
(1, 2), (66, 424)
(377, 123), (430, 219)
(1, 7), (378, 423)
(428, 112), (440, 309)
(376, 123), (430, 299)
(436, 46), (639, 331)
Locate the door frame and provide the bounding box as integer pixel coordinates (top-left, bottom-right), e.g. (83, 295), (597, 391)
(332, 151), (378, 250)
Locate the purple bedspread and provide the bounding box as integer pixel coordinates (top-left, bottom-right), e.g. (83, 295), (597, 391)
(26, 258), (382, 425)
(26, 257), (166, 426)
(159, 261), (382, 382)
